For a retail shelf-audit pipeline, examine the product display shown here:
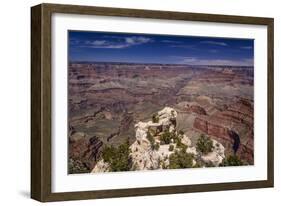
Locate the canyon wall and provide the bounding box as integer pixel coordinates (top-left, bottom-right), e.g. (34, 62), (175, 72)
(193, 99), (254, 164)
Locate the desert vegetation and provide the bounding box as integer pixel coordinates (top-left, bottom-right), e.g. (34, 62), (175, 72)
(196, 134), (214, 155)
(101, 140), (132, 172)
(169, 150), (194, 169)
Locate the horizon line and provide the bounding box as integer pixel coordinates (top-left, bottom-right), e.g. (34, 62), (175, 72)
(69, 60), (254, 67)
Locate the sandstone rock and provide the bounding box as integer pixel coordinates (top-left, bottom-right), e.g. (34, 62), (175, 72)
(130, 141), (175, 170)
(134, 107), (177, 142)
(186, 146), (198, 156)
(135, 122), (149, 141)
(157, 107), (177, 124)
(132, 107), (178, 170)
(91, 159), (110, 173)
(181, 134), (192, 147)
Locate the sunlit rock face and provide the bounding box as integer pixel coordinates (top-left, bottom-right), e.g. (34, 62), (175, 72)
(134, 107), (177, 142)
(91, 159), (110, 173)
(129, 141), (172, 170)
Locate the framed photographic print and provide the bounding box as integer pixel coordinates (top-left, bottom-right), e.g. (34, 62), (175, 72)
(31, 3), (274, 202)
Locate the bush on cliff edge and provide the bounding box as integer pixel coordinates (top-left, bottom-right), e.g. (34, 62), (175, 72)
(102, 140), (132, 172)
(196, 134), (214, 155)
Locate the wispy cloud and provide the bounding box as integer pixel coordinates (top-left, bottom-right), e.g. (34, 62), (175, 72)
(125, 36), (151, 45)
(169, 45), (195, 49)
(209, 49), (218, 53)
(69, 38), (81, 45)
(240, 46), (253, 50)
(89, 40), (106, 46)
(200, 40), (228, 46)
(73, 36), (153, 49)
(161, 40), (182, 44)
(170, 40), (228, 50)
(172, 56), (253, 66)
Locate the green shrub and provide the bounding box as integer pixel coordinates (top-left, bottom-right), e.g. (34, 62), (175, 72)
(146, 131), (155, 145)
(154, 142), (160, 151)
(173, 134), (186, 150)
(174, 134), (181, 144)
(169, 150), (194, 169)
(169, 144), (174, 151)
(178, 130), (184, 136)
(161, 162), (168, 169)
(220, 155), (244, 166)
(204, 161), (216, 167)
(102, 140), (132, 172)
(192, 161), (203, 168)
(178, 143), (187, 152)
(160, 140), (165, 145)
(152, 114), (159, 123)
(160, 130), (174, 144)
(151, 142), (160, 151)
(147, 131), (160, 151)
(196, 134), (214, 155)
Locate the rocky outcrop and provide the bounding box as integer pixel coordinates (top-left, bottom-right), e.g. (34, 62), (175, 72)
(92, 107), (225, 172)
(130, 141), (173, 170)
(186, 104), (207, 115)
(135, 107), (177, 141)
(129, 107), (180, 170)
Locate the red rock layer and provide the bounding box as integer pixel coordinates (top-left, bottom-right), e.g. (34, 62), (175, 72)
(193, 99), (254, 164)
(69, 135), (103, 170)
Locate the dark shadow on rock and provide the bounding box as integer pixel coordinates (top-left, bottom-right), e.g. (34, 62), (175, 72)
(228, 130), (240, 154)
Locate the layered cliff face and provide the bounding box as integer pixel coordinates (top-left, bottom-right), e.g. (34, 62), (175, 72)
(92, 107), (225, 173)
(193, 99), (254, 164)
(69, 131), (103, 173)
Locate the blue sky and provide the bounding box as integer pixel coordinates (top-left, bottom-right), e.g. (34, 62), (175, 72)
(69, 30), (254, 66)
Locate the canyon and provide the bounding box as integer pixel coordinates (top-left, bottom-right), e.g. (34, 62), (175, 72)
(68, 62), (254, 173)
